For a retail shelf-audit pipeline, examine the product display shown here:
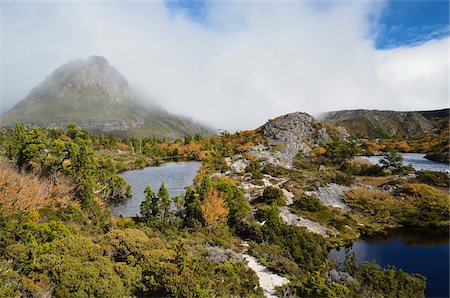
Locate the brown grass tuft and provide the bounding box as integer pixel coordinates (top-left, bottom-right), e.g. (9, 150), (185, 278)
(0, 158), (76, 211)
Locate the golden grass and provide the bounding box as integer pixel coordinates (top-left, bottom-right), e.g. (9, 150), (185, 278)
(0, 158), (76, 211)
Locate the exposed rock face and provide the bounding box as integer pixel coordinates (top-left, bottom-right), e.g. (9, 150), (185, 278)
(229, 157), (249, 173)
(279, 206), (338, 237)
(322, 109), (448, 139)
(252, 112), (348, 168)
(315, 183), (350, 210)
(1, 56), (213, 138)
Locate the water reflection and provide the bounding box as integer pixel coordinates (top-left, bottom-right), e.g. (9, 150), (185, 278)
(330, 228), (449, 297)
(363, 153), (449, 172)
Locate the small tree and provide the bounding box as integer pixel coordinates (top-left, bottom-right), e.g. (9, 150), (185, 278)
(140, 185), (158, 221)
(324, 139), (359, 165)
(158, 183), (170, 221)
(200, 189), (229, 226)
(256, 186), (284, 205)
(183, 186), (203, 227)
(380, 151), (403, 172)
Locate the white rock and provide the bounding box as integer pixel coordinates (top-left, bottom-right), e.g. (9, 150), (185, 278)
(279, 206), (338, 237)
(230, 159), (249, 173)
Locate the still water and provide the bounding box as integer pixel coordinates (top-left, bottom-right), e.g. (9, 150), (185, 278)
(110, 161), (201, 217)
(363, 153), (449, 172)
(330, 228), (449, 297)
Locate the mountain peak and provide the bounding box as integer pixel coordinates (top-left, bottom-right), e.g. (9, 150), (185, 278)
(1, 56), (214, 138)
(20, 55), (132, 106)
(87, 55), (109, 67)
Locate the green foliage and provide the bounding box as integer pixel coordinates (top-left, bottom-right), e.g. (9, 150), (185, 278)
(140, 186), (157, 220)
(380, 151), (404, 172)
(399, 184), (450, 227)
(345, 185), (450, 228)
(3, 124), (132, 209)
(416, 171), (449, 187)
(331, 172), (355, 186)
(344, 163), (384, 176)
(96, 158), (132, 201)
(182, 176), (253, 236)
(158, 183), (170, 221)
(246, 161), (263, 179)
(5, 123), (48, 172)
(323, 139), (360, 165)
(345, 253), (426, 298)
(255, 186), (285, 205)
(277, 270), (351, 298)
(212, 177), (253, 228)
(183, 186), (204, 228)
(140, 183), (174, 229)
(0, 260), (20, 297)
(250, 243), (300, 275)
(260, 203), (329, 273)
(344, 188), (401, 226)
(295, 194), (323, 212)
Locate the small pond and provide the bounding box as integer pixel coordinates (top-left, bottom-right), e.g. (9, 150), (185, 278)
(362, 153), (449, 172)
(110, 161), (201, 217)
(330, 228), (449, 297)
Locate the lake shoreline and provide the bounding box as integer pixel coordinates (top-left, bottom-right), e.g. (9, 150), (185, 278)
(110, 161), (202, 217)
(330, 226), (450, 297)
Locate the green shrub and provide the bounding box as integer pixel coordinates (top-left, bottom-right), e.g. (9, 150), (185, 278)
(245, 161), (263, 179)
(295, 194), (323, 212)
(416, 171), (449, 187)
(331, 173), (354, 186)
(255, 186), (285, 205)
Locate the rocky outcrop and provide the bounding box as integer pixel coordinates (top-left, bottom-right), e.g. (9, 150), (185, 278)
(279, 206), (338, 237)
(314, 183), (350, 210)
(229, 157), (249, 173)
(252, 112), (348, 168)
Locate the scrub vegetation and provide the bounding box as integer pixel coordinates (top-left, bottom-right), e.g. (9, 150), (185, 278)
(0, 123), (446, 297)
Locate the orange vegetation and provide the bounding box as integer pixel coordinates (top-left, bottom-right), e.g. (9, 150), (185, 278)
(0, 158), (76, 211)
(200, 189), (229, 225)
(379, 127), (449, 153)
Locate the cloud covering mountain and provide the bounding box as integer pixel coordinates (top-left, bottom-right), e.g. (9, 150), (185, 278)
(1, 1), (448, 131)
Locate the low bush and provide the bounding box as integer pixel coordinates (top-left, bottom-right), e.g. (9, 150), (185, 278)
(245, 161), (263, 179)
(331, 172), (354, 186)
(295, 194), (323, 212)
(344, 188), (401, 225)
(254, 186), (285, 206)
(416, 171), (449, 187)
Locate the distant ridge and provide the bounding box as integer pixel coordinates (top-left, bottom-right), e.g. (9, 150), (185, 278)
(321, 108), (449, 139)
(0, 56), (214, 138)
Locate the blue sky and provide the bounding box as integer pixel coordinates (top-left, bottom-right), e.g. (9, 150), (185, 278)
(375, 0), (449, 49)
(166, 0), (450, 49)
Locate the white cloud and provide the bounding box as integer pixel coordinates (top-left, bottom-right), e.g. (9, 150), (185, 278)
(0, 1), (448, 131)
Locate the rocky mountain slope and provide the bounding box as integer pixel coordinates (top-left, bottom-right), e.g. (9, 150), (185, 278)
(321, 109), (449, 139)
(0, 56), (213, 138)
(250, 112), (348, 168)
